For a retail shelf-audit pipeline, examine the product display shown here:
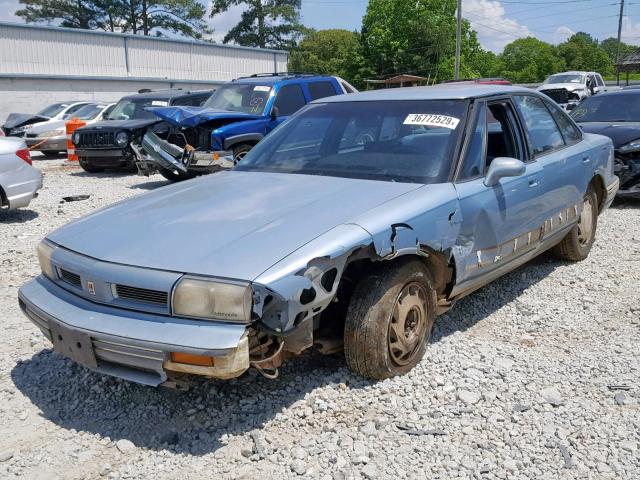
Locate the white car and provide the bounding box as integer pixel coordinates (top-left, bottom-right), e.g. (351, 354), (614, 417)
(2, 101), (91, 140)
(0, 137), (43, 210)
(537, 71), (621, 110)
(24, 102), (115, 155)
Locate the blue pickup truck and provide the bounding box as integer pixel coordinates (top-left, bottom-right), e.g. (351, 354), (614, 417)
(135, 73), (356, 181)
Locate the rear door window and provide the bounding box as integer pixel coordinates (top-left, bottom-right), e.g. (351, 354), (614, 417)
(273, 84), (307, 116)
(308, 81), (338, 101)
(544, 99), (582, 144)
(513, 95), (565, 155)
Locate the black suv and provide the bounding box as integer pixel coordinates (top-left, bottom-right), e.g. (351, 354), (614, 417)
(72, 89), (213, 173)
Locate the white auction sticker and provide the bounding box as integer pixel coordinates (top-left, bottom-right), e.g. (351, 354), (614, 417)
(403, 113), (460, 129)
(151, 100), (169, 106)
(254, 85), (271, 92)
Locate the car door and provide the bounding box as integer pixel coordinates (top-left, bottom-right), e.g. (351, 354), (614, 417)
(266, 83), (307, 134)
(512, 95), (585, 223)
(452, 98), (546, 288)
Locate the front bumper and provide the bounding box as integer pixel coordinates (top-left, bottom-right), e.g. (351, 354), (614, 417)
(75, 148), (130, 167)
(25, 135), (66, 151)
(18, 276), (250, 386)
(134, 131), (233, 176)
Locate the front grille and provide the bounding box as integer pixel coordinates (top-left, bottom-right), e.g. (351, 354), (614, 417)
(59, 268), (82, 288)
(541, 88), (569, 104)
(114, 284), (168, 306)
(79, 131), (115, 147)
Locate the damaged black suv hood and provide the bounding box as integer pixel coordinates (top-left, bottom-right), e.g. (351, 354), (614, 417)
(78, 118), (161, 133)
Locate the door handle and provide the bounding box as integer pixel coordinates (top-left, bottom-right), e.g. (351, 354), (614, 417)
(582, 156), (590, 163)
(528, 179), (540, 188)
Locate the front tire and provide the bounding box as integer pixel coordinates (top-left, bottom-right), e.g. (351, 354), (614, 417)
(79, 158), (104, 173)
(552, 186), (598, 261)
(344, 260), (436, 380)
(232, 144), (254, 165)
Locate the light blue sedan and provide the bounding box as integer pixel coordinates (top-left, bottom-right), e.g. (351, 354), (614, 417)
(19, 85), (619, 385)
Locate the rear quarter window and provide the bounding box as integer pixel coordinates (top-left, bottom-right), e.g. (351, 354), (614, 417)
(308, 81), (338, 101)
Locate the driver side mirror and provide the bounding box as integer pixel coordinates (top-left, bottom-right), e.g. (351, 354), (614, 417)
(484, 157), (526, 187)
(270, 106), (280, 120)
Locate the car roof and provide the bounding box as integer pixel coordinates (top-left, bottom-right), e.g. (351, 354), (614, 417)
(317, 84), (534, 103)
(119, 89), (212, 101)
(233, 74), (336, 85)
(583, 88), (640, 97)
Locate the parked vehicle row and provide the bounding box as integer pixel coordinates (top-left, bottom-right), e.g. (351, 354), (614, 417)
(17, 84), (619, 387)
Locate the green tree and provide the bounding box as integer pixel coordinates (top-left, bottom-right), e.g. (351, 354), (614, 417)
(289, 29), (367, 87)
(557, 32), (612, 75)
(17, 0), (211, 38)
(499, 37), (566, 83)
(210, 0), (304, 49)
(600, 37), (636, 65)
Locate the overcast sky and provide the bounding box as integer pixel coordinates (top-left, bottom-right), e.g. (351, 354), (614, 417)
(1, 0), (638, 53)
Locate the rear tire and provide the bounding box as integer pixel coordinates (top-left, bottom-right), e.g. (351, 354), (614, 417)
(158, 167), (196, 183)
(552, 186), (598, 261)
(79, 158), (104, 173)
(344, 260), (436, 380)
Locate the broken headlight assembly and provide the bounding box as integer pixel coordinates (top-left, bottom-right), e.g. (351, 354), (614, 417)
(172, 277), (253, 323)
(115, 131), (129, 147)
(37, 240), (56, 280)
(618, 139), (640, 154)
(72, 132), (80, 145)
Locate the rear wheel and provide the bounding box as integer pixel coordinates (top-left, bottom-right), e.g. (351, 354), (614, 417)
(232, 144), (254, 165)
(158, 167), (196, 182)
(79, 158), (104, 173)
(344, 260), (436, 380)
(552, 186), (598, 261)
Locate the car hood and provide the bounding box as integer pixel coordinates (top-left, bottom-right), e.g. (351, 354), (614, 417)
(538, 83), (586, 92)
(578, 122), (640, 148)
(47, 171), (423, 281)
(148, 106), (260, 127)
(28, 119), (66, 134)
(78, 119), (160, 132)
(3, 113), (50, 129)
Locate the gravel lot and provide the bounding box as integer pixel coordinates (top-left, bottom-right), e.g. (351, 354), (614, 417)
(1, 157), (639, 480)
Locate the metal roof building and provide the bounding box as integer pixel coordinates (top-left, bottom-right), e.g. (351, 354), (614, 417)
(0, 22), (289, 118)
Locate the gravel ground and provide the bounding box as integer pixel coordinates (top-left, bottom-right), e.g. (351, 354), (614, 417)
(1, 156), (639, 480)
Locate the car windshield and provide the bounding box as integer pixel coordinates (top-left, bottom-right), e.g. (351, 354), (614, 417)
(570, 94), (640, 122)
(545, 74), (584, 84)
(37, 103), (69, 118)
(107, 98), (168, 120)
(203, 83), (272, 114)
(235, 100), (467, 184)
(64, 104), (106, 120)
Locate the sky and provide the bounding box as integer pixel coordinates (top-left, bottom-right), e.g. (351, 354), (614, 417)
(1, 0), (640, 53)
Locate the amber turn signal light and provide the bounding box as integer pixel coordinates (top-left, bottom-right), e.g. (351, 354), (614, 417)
(170, 352), (214, 367)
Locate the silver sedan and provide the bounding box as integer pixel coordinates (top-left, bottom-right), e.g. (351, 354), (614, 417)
(0, 137), (42, 210)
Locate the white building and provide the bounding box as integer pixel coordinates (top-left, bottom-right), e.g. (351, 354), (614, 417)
(0, 22), (289, 118)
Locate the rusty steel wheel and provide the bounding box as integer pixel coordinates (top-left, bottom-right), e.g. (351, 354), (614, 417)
(388, 282), (430, 367)
(344, 260), (436, 380)
(552, 185), (598, 262)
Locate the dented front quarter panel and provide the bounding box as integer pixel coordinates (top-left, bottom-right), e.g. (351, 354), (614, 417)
(253, 184), (462, 333)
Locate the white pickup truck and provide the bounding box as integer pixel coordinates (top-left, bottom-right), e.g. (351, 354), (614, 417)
(537, 71), (621, 110)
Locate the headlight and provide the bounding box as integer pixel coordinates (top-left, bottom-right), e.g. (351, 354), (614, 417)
(39, 128), (65, 138)
(618, 139), (640, 154)
(37, 240), (56, 280)
(72, 132), (80, 145)
(172, 277), (252, 323)
(13, 125), (31, 134)
(115, 131), (129, 147)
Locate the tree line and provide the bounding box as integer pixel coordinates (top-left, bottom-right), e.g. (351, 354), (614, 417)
(15, 0), (638, 86)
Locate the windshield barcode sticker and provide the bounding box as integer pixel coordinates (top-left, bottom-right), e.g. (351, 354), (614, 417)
(254, 86), (271, 92)
(404, 114), (460, 129)
(151, 101), (168, 106)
